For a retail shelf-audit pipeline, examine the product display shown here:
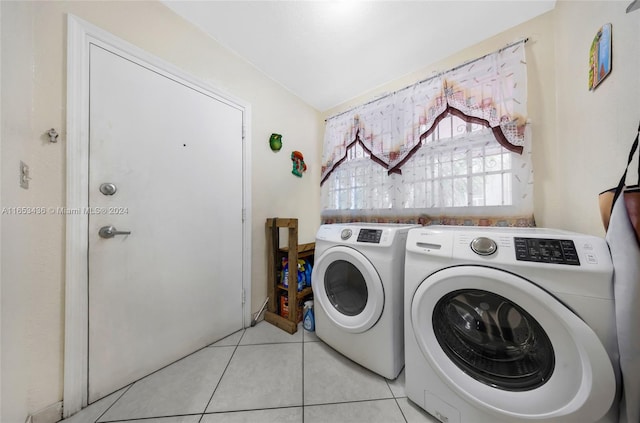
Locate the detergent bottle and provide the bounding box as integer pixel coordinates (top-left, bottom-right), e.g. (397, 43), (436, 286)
(303, 300), (315, 331)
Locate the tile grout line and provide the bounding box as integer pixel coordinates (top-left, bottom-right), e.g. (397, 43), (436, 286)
(384, 369), (410, 423)
(99, 412), (204, 423)
(393, 396), (409, 423)
(304, 397), (402, 408)
(91, 325), (415, 423)
(201, 405), (303, 416)
(98, 332), (238, 421)
(93, 384), (134, 423)
(201, 326), (304, 421)
(198, 328), (248, 423)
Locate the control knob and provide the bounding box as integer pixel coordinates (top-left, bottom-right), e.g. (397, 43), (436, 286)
(470, 237), (497, 256)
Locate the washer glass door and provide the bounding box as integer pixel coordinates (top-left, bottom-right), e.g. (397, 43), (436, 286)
(313, 246), (384, 333)
(433, 289), (554, 391)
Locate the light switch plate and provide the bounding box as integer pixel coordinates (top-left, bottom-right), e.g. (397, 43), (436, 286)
(20, 161), (30, 189)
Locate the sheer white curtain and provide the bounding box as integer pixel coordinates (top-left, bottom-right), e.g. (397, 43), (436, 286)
(321, 41), (533, 226)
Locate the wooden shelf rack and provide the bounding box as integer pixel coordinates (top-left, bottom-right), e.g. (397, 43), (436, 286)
(264, 218), (314, 334)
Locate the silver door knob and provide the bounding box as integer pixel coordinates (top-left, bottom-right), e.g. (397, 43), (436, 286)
(99, 225), (131, 239)
(99, 183), (117, 196)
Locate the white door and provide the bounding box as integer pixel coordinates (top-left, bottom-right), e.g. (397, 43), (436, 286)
(88, 44), (244, 402)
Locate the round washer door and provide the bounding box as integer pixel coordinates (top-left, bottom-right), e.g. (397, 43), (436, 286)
(411, 265), (616, 422)
(313, 246), (384, 333)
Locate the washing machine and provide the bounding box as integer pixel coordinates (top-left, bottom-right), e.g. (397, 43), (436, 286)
(312, 223), (418, 379)
(404, 226), (620, 423)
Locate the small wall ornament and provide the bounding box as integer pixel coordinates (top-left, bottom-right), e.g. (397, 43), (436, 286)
(269, 133), (283, 151)
(291, 151), (307, 177)
(589, 23), (612, 91)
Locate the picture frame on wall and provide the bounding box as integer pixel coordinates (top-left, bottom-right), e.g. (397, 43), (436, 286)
(589, 23), (612, 90)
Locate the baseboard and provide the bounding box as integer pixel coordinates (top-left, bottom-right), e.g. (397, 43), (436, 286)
(26, 401), (63, 423)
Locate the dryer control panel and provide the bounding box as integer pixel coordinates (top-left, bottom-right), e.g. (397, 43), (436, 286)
(514, 237), (580, 266)
(357, 229), (383, 243)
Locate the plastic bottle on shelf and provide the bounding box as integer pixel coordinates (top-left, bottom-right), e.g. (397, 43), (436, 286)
(303, 300), (315, 331)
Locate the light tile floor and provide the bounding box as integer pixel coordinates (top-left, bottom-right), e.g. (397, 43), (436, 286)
(61, 321), (438, 423)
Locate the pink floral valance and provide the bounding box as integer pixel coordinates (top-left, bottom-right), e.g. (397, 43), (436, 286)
(321, 40), (528, 185)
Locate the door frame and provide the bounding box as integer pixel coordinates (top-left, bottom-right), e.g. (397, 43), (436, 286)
(63, 15), (252, 418)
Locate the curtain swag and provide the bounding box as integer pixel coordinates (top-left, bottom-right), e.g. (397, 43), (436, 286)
(321, 40), (528, 186)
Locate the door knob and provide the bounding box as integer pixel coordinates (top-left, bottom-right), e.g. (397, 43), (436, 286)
(99, 225), (131, 239)
(99, 183), (117, 196)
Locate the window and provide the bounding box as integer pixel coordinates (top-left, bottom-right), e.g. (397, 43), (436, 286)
(403, 116), (514, 209)
(320, 41), (533, 226)
(324, 142), (393, 211)
(322, 113), (526, 219)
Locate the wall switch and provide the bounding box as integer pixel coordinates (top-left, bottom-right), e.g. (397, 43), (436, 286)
(20, 161), (31, 189)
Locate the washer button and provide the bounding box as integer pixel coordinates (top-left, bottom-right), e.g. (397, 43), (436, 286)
(470, 237), (498, 256)
(341, 229), (352, 240)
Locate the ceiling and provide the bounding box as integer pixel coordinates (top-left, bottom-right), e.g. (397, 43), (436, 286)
(162, 1), (556, 112)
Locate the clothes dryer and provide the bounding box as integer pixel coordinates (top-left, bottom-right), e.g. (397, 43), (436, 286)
(404, 226), (620, 423)
(312, 223), (417, 379)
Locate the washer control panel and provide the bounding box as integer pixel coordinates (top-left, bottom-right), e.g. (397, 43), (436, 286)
(357, 228), (383, 243)
(514, 237), (580, 266)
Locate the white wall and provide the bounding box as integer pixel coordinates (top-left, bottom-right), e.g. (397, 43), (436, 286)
(550, 0), (640, 234)
(323, 1), (640, 237)
(0, 0), (4, 418)
(2, 3), (44, 421)
(0, 2), (321, 422)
